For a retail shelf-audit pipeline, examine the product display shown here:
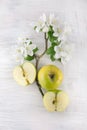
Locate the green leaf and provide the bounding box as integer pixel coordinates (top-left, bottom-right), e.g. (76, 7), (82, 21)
(34, 26), (37, 30)
(47, 46), (55, 55)
(29, 41), (32, 44)
(33, 47), (38, 53)
(50, 37), (57, 43)
(58, 58), (61, 62)
(49, 26), (54, 32)
(48, 26), (58, 43)
(25, 55), (34, 61)
(47, 47), (53, 54)
(51, 42), (58, 46)
(46, 45), (56, 61)
(50, 55), (55, 61)
(46, 26), (63, 62)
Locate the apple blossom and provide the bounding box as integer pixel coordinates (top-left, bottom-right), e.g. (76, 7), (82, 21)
(14, 38), (37, 64)
(54, 41), (72, 64)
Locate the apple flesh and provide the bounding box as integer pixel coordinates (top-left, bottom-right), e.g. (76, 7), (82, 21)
(38, 65), (63, 90)
(43, 90), (69, 112)
(13, 62), (36, 86)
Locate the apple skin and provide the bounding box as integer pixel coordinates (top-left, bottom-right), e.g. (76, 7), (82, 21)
(38, 65), (63, 90)
(43, 90), (69, 112)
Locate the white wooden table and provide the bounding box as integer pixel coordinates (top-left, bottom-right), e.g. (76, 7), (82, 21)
(0, 0), (87, 130)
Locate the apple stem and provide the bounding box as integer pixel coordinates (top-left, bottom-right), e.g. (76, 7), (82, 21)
(35, 33), (48, 97)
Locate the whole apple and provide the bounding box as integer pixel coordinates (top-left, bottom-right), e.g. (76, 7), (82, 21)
(38, 65), (63, 90)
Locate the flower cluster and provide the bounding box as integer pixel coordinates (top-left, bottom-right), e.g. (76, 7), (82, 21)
(14, 13), (73, 65)
(34, 14), (58, 33)
(34, 14), (71, 39)
(14, 37), (38, 64)
(54, 42), (72, 64)
(34, 13), (72, 64)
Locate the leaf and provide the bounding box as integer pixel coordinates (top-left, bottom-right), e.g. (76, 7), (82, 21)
(29, 41), (32, 44)
(48, 26), (58, 43)
(25, 55), (34, 61)
(51, 37), (57, 43)
(46, 47), (53, 54)
(34, 26), (37, 30)
(47, 46), (55, 55)
(46, 45), (56, 61)
(51, 42), (58, 46)
(50, 55), (55, 61)
(33, 47), (39, 53)
(58, 58), (61, 62)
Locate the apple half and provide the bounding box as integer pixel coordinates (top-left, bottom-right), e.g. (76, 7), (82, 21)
(13, 62), (36, 86)
(43, 90), (69, 112)
(38, 65), (63, 90)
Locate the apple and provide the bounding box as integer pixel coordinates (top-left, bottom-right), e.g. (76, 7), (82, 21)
(13, 62), (36, 86)
(38, 65), (63, 90)
(43, 90), (69, 112)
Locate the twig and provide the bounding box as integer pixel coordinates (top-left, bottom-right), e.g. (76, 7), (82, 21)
(35, 56), (44, 97)
(35, 33), (48, 97)
(39, 33), (48, 58)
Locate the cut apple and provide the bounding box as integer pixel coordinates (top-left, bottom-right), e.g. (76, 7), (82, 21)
(56, 91), (69, 111)
(13, 62), (36, 86)
(43, 92), (56, 112)
(22, 62), (36, 84)
(43, 90), (69, 112)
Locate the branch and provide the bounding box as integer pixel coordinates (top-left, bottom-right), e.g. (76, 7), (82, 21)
(39, 33), (48, 58)
(35, 56), (44, 97)
(35, 33), (48, 97)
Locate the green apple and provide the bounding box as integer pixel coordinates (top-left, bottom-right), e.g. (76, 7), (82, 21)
(13, 62), (36, 86)
(43, 90), (69, 112)
(38, 65), (63, 90)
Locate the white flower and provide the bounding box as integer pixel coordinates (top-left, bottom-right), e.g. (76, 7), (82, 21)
(53, 24), (64, 37)
(14, 37), (37, 64)
(18, 37), (31, 44)
(35, 13), (58, 33)
(35, 13), (71, 44)
(53, 22), (71, 42)
(23, 43), (36, 57)
(48, 14), (58, 26)
(13, 45), (24, 64)
(15, 52), (24, 64)
(42, 26), (49, 32)
(54, 42), (72, 64)
(35, 13), (49, 33)
(40, 13), (47, 22)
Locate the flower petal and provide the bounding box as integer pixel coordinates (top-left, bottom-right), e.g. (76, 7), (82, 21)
(43, 26), (49, 32)
(54, 53), (60, 59)
(28, 50), (33, 56)
(29, 44), (36, 50)
(40, 13), (47, 22)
